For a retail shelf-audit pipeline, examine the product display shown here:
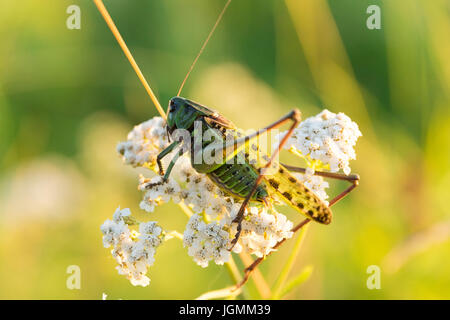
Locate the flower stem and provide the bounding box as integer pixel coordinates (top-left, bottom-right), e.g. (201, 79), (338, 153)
(225, 257), (251, 299)
(225, 256), (242, 284)
(193, 252), (249, 300)
(165, 230), (184, 241)
(178, 202), (193, 218)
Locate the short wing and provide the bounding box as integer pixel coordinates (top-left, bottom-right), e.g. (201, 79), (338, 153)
(185, 98), (236, 129)
(262, 163), (332, 224)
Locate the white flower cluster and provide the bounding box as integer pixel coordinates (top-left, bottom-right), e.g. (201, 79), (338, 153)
(116, 117), (169, 168)
(240, 206), (294, 258)
(138, 155), (235, 219)
(183, 213), (240, 268)
(100, 207), (163, 287)
(294, 168), (330, 205)
(138, 175), (182, 212)
(281, 109), (362, 175)
(182, 205), (295, 266)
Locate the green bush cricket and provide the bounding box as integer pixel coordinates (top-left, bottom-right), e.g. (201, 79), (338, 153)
(94, 0), (360, 289)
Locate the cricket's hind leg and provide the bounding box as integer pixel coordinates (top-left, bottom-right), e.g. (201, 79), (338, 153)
(228, 109), (302, 251)
(233, 218), (311, 291)
(280, 164), (360, 206)
(233, 167), (360, 290)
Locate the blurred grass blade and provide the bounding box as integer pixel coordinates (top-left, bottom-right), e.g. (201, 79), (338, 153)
(239, 251), (272, 299)
(93, 0), (166, 119)
(284, 0), (374, 137)
(196, 285), (242, 300)
(271, 223), (309, 299)
(276, 265), (313, 300)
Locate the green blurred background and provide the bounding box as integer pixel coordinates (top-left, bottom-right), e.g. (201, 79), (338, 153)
(0, 0), (449, 299)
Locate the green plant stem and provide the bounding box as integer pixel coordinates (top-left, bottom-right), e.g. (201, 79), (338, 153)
(271, 223), (309, 299)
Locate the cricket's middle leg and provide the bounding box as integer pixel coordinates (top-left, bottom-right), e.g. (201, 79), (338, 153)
(228, 109), (302, 251)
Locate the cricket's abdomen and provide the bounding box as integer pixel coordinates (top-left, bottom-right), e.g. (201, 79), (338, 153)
(207, 156), (268, 201)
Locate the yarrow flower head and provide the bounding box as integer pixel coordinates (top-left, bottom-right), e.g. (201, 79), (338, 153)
(116, 117), (169, 168)
(100, 207), (164, 287)
(239, 206), (294, 257)
(294, 167), (330, 205)
(183, 213), (241, 268)
(278, 109), (362, 175)
(138, 175), (182, 212)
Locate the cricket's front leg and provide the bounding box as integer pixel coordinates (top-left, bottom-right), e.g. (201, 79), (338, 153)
(145, 141), (182, 189)
(156, 141), (180, 175)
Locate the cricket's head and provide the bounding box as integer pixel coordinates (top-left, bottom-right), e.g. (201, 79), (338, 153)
(167, 96), (205, 135)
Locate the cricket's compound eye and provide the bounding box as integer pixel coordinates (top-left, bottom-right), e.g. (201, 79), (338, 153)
(167, 96), (184, 131)
(168, 96), (184, 113)
(167, 100), (175, 114)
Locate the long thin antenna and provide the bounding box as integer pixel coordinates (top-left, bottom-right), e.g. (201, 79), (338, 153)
(177, 0), (232, 96)
(93, 0), (166, 120)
